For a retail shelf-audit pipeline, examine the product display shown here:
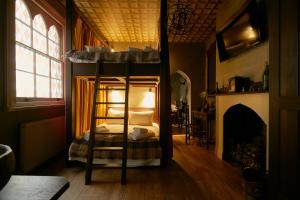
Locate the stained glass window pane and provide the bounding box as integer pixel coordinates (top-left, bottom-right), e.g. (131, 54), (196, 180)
(16, 44), (34, 73)
(16, 70), (34, 97)
(15, 20), (31, 46)
(51, 79), (62, 98)
(48, 40), (60, 59)
(48, 26), (59, 43)
(33, 15), (46, 35)
(51, 60), (61, 79)
(36, 53), (49, 76)
(15, 0), (31, 25)
(36, 75), (50, 98)
(33, 31), (47, 53)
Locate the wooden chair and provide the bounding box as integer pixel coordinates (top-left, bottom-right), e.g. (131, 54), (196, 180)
(191, 110), (210, 149)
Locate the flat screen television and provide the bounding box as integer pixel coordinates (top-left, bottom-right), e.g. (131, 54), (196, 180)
(216, 0), (267, 62)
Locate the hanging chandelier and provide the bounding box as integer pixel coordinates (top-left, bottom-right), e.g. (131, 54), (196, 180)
(168, 0), (194, 35)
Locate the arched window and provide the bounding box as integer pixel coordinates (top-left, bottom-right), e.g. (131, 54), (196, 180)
(15, 0), (31, 25)
(15, 0), (34, 97)
(33, 14), (47, 53)
(15, 0), (31, 47)
(15, 0), (63, 100)
(48, 26), (62, 98)
(48, 26), (60, 59)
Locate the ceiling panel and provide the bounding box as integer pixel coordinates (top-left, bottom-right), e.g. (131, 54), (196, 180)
(69, 0), (222, 43)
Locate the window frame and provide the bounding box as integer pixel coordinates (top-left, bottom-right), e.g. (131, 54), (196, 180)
(6, 0), (65, 110)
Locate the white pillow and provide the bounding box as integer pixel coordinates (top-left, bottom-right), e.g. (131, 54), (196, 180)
(129, 111), (153, 126)
(108, 108), (124, 115)
(106, 108), (124, 124)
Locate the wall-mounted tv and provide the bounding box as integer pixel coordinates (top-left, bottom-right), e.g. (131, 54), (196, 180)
(216, 0), (268, 62)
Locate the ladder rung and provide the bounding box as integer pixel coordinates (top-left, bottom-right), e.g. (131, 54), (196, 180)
(96, 102), (125, 104)
(93, 147), (123, 151)
(92, 164), (123, 168)
(94, 117), (125, 119)
(97, 88), (126, 91)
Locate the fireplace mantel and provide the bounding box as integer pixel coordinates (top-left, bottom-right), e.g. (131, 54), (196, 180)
(215, 93), (269, 169)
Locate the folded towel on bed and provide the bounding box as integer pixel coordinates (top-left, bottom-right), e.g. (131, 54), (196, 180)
(129, 127), (155, 140)
(95, 126), (109, 133)
(83, 126), (110, 140)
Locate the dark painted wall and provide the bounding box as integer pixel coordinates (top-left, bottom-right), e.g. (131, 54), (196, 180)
(169, 43), (206, 110)
(0, 107), (65, 161)
(0, 0), (65, 170)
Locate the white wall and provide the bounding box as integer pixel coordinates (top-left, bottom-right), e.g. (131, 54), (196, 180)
(216, 42), (269, 85)
(216, 0), (269, 88)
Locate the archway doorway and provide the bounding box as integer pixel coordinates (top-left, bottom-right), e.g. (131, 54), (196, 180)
(170, 70), (192, 134)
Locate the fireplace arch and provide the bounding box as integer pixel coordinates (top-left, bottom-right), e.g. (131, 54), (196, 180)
(223, 104), (266, 171)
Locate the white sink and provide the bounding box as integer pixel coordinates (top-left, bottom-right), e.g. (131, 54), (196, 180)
(0, 144), (15, 190)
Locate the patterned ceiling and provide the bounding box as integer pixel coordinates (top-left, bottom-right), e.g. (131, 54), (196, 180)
(71, 0), (221, 43)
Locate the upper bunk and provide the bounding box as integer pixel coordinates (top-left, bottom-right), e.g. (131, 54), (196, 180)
(72, 62), (160, 77)
(65, 38), (161, 76)
(67, 47), (161, 77)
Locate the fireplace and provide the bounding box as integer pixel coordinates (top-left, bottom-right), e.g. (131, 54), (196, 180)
(223, 104), (266, 172)
(215, 93), (269, 199)
(215, 93), (269, 169)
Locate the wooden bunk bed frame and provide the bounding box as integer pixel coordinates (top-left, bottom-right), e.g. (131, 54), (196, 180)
(65, 0), (172, 167)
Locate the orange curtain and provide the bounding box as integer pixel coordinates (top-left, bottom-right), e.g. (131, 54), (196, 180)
(73, 17), (84, 50)
(73, 17), (102, 51)
(96, 84), (107, 126)
(74, 77), (107, 139)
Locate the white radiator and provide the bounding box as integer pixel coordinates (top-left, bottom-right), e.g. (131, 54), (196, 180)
(20, 116), (65, 173)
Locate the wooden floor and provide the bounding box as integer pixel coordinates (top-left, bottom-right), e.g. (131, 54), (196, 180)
(36, 135), (245, 200)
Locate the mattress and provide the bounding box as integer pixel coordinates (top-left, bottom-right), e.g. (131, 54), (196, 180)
(68, 123), (161, 166)
(66, 47), (160, 63)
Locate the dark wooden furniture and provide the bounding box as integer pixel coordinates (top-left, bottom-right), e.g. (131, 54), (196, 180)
(171, 102), (189, 128)
(190, 110), (211, 149)
(191, 110), (210, 149)
(269, 0), (300, 199)
(65, 0), (172, 176)
(0, 175), (69, 200)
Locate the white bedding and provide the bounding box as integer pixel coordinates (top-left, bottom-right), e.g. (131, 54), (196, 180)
(83, 123), (159, 141)
(66, 47), (160, 63)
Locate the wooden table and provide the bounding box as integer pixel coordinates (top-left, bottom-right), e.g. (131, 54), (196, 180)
(0, 175), (69, 200)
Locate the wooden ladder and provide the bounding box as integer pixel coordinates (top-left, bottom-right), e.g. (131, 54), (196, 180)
(85, 61), (130, 185)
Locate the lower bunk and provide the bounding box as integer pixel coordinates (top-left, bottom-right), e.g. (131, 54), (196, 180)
(68, 123), (162, 167)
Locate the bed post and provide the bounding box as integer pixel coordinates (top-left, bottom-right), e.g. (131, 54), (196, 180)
(159, 0), (173, 166)
(65, 0), (74, 165)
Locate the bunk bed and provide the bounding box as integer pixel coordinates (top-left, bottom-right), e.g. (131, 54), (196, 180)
(65, 0), (172, 184)
(66, 50), (162, 167)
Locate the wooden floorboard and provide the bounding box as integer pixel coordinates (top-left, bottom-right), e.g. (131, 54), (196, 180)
(34, 135), (245, 200)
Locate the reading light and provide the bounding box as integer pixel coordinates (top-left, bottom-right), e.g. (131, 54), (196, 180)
(108, 42), (115, 52)
(141, 88), (155, 108)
